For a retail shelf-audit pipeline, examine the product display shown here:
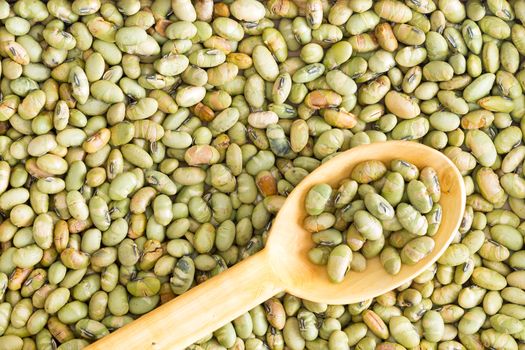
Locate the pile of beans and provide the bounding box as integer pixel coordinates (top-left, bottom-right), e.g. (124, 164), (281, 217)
(0, 0), (524, 349)
(304, 159), (442, 283)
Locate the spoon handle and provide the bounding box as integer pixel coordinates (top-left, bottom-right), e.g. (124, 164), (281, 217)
(86, 249), (282, 350)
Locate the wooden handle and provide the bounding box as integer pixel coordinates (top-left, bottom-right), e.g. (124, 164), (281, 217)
(86, 250), (282, 350)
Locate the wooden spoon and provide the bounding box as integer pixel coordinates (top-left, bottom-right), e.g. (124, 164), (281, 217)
(87, 141), (465, 350)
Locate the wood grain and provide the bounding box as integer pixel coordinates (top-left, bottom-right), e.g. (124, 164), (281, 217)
(87, 141), (465, 350)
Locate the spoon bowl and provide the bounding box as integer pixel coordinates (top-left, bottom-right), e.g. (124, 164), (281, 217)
(88, 141), (465, 350)
(266, 140), (466, 303)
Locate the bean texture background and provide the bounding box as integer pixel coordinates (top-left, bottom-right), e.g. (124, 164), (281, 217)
(0, 0), (524, 349)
